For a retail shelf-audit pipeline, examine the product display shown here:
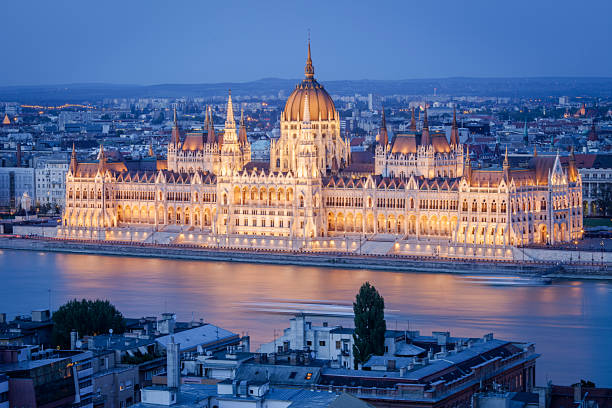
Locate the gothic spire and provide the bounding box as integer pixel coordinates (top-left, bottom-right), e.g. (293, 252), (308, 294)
(98, 143), (106, 172)
(450, 106), (459, 146)
(378, 105), (388, 147)
(305, 36), (314, 79)
(225, 90), (235, 129)
(421, 106), (430, 146)
(171, 106), (181, 145)
(503, 145), (510, 181)
(503, 145), (509, 166)
(238, 105), (248, 145)
(207, 106), (217, 145)
(70, 143), (78, 174)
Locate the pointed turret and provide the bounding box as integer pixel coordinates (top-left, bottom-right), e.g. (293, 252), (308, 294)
(378, 105), (388, 147)
(207, 106), (217, 144)
(421, 106), (430, 146)
(97, 144), (106, 173)
(70, 143), (78, 174)
(568, 146), (578, 182)
(238, 106), (248, 145)
(171, 107), (181, 145)
(465, 145), (472, 182)
(410, 107), (416, 132)
(503, 145), (510, 180)
(450, 106), (459, 146)
(225, 90), (236, 130)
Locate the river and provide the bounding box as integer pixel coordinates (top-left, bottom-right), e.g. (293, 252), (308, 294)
(1, 248), (611, 386)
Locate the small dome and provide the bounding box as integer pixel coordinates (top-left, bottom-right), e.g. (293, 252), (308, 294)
(282, 41), (337, 122)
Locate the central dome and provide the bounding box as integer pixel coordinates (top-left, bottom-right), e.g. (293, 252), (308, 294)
(282, 42), (337, 122)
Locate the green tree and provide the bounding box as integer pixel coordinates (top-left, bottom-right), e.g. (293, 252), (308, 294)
(594, 184), (612, 217)
(52, 299), (125, 348)
(352, 282), (386, 368)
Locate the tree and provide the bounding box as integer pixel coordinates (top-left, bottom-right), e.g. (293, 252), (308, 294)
(52, 299), (126, 348)
(594, 184), (612, 217)
(352, 282), (386, 368)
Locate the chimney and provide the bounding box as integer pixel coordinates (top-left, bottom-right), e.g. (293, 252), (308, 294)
(167, 336), (181, 390)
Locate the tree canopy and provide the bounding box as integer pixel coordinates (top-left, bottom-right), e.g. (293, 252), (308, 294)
(52, 299), (126, 348)
(352, 281), (386, 368)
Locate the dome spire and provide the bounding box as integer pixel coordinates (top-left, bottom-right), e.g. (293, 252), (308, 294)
(305, 34), (315, 79)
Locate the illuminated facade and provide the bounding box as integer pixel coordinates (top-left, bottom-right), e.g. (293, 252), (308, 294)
(59, 43), (583, 258)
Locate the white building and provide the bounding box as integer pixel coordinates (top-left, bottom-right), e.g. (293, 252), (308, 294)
(35, 154), (69, 209)
(258, 315), (354, 369)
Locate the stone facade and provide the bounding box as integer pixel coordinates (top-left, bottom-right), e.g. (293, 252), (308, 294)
(59, 44), (582, 257)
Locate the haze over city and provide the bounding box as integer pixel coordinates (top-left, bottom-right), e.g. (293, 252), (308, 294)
(2, 0), (612, 86)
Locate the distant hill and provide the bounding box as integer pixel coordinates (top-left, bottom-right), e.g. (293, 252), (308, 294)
(1, 77), (611, 104)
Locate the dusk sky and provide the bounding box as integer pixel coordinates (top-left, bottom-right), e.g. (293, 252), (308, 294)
(2, 0), (611, 86)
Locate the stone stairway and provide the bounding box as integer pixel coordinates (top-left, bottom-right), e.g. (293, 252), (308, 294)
(360, 240), (395, 255)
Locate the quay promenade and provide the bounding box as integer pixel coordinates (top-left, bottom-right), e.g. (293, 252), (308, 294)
(0, 235), (609, 278)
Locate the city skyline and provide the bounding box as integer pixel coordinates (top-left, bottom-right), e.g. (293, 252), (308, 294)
(1, 0), (612, 86)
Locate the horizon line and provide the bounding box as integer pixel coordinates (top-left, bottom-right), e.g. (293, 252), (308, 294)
(2, 75), (612, 89)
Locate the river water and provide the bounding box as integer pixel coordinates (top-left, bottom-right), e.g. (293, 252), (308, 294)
(1, 249), (611, 386)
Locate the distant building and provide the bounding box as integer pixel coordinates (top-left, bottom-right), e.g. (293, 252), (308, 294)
(569, 154), (612, 215)
(0, 167), (36, 209)
(35, 154), (69, 209)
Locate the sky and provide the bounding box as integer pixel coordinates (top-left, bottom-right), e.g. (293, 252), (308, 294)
(1, 0), (611, 86)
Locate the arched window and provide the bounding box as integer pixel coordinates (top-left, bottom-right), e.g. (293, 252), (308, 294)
(299, 196), (304, 207)
(481, 201), (487, 212)
(472, 200), (478, 212)
(541, 198), (546, 211)
(462, 200), (468, 212)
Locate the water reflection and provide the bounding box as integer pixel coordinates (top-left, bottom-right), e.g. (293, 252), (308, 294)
(1, 249), (611, 386)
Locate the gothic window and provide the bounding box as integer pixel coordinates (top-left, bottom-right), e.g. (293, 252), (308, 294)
(472, 200), (478, 212)
(462, 200), (468, 212)
(541, 199), (546, 211)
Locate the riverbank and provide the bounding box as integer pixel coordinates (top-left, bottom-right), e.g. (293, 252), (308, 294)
(1, 235), (610, 279)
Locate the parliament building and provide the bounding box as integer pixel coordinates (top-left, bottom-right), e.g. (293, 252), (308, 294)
(59, 44), (583, 259)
